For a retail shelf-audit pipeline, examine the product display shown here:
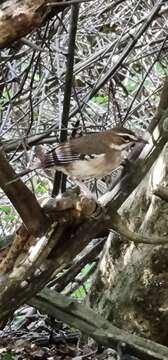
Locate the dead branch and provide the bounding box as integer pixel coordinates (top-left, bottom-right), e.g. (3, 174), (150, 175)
(30, 288), (168, 360)
(52, 3), (79, 195)
(0, 0), (72, 49)
(0, 149), (49, 235)
(50, 237), (105, 291)
(110, 213), (168, 245)
(69, 0), (164, 120)
(153, 186), (168, 202)
(0, 188), (107, 323)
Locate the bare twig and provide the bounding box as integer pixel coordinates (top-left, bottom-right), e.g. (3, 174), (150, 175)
(52, 3), (80, 195)
(47, 0), (94, 6)
(69, 0), (164, 120)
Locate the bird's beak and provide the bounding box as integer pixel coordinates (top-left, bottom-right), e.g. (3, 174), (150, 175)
(137, 137), (149, 144)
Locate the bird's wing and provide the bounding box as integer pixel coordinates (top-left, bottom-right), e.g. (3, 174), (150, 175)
(42, 133), (110, 168)
(42, 143), (86, 168)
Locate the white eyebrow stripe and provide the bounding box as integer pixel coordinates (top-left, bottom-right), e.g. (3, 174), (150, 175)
(117, 132), (137, 141)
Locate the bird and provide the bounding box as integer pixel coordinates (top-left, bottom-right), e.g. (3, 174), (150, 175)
(12, 127), (148, 181)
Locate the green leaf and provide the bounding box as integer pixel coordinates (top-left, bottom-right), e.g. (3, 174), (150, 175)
(34, 73), (40, 81)
(2, 88), (12, 101)
(72, 286), (86, 299)
(35, 181), (47, 194)
(4, 214), (16, 222)
(123, 78), (138, 94)
(81, 264), (91, 274)
(91, 95), (108, 104)
(154, 62), (168, 76)
(0, 205), (11, 214)
(1, 353), (14, 360)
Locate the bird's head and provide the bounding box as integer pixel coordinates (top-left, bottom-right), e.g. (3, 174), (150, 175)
(108, 127), (148, 151)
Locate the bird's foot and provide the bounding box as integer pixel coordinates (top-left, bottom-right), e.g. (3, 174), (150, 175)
(73, 179), (97, 200)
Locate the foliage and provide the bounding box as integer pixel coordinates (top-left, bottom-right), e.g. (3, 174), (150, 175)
(1, 354), (13, 360)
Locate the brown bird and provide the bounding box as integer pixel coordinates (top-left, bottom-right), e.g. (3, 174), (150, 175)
(14, 127), (148, 181)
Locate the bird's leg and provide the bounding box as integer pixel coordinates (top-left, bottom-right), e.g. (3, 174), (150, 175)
(90, 178), (99, 198)
(71, 178), (97, 199)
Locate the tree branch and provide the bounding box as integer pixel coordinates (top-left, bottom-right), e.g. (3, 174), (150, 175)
(30, 288), (168, 360)
(0, 0), (75, 49)
(153, 186), (168, 202)
(0, 149), (49, 235)
(52, 3), (79, 195)
(110, 214), (168, 245)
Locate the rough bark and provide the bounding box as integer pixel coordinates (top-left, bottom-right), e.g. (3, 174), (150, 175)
(89, 142), (168, 345)
(0, 150), (49, 235)
(0, 187), (107, 324)
(0, 0), (67, 49)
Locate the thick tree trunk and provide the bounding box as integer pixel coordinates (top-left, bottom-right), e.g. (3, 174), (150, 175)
(89, 142), (168, 345)
(0, 0), (66, 48)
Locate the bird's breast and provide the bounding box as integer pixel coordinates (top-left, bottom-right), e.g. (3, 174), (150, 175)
(62, 152), (122, 179)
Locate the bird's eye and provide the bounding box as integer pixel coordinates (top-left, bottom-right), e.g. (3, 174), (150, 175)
(122, 135), (131, 142)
